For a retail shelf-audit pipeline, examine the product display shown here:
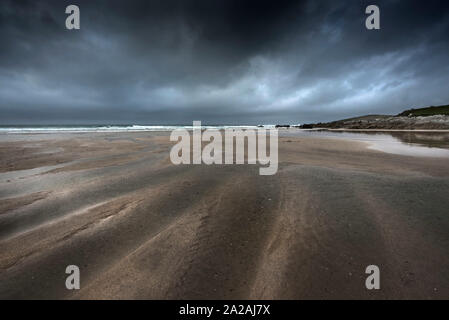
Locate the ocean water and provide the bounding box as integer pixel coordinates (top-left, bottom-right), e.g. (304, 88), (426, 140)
(0, 124), (263, 133)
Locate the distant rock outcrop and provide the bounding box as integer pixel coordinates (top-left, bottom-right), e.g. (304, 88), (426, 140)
(299, 104), (449, 130)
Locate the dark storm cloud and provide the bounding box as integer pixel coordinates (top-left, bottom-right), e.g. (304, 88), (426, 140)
(1, 0), (449, 124)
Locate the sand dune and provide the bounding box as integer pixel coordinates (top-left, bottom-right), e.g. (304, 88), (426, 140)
(0, 132), (448, 299)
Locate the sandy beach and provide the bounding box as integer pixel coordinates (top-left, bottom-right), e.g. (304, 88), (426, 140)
(1, 131), (449, 299)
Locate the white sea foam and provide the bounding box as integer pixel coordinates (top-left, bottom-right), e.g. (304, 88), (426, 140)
(0, 124), (260, 133)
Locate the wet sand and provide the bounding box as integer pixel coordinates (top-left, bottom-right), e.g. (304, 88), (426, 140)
(0, 131), (449, 299)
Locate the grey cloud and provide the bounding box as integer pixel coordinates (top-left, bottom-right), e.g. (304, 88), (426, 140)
(1, 0), (449, 124)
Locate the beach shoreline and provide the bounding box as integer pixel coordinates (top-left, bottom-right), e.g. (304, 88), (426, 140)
(1, 131), (448, 299)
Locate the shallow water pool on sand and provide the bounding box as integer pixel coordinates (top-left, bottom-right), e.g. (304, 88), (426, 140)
(281, 130), (449, 158)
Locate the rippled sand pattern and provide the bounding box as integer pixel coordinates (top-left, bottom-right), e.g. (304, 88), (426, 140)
(0, 132), (448, 299)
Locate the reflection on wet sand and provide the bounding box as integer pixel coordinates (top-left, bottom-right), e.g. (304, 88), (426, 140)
(281, 130), (449, 158)
(389, 131), (449, 149)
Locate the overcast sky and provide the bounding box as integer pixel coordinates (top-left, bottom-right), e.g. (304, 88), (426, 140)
(1, 0), (449, 125)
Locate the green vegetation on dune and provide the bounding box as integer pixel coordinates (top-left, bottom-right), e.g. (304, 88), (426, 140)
(397, 105), (449, 117)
